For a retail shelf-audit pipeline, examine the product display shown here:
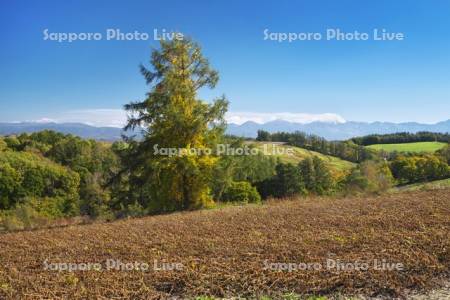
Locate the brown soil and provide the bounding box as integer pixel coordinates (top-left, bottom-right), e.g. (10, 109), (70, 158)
(0, 189), (449, 299)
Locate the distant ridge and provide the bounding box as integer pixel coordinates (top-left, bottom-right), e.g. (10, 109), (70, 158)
(0, 120), (449, 141)
(0, 122), (125, 141)
(226, 119), (450, 140)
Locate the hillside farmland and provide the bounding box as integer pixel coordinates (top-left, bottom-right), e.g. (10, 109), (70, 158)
(0, 189), (448, 299)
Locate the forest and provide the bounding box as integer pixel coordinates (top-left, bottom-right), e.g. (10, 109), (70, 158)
(1, 128), (449, 231)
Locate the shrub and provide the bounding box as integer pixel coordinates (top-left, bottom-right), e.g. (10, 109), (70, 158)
(345, 160), (394, 194)
(437, 144), (450, 164)
(0, 214), (23, 231)
(3, 136), (21, 150)
(0, 138), (7, 151)
(343, 169), (369, 194)
(0, 204), (50, 231)
(221, 181), (261, 204)
(27, 196), (66, 219)
(115, 202), (148, 219)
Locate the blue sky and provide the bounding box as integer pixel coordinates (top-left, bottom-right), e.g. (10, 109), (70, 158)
(0, 0), (449, 125)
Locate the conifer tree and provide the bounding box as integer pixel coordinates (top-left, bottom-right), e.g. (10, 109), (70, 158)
(122, 38), (228, 212)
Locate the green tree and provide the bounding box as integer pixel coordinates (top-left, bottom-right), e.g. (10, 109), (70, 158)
(0, 162), (22, 209)
(298, 156), (334, 195)
(119, 38), (228, 212)
(390, 154), (448, 184)
(298, 157), (315, 192)
(261, 162), (305, 198)
(256, 130), (271, 141)
(311, 156), (334, 195)
(390, 155), (417, 183)
(210, 145), (276, 201)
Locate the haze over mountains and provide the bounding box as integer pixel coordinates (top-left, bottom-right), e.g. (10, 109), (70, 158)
(227, 119), (450, 140)
(1, 119), (449, 141)
(0, 122), (126, 141)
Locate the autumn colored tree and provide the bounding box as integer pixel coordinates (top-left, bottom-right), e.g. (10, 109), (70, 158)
(121, 38), (228, 212)
(345, 160), (394, 193)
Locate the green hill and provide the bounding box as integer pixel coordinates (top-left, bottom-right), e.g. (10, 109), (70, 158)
(390, 178), (450, 193)
(250, 142), (355, 173)
(366, 141), (447, 153)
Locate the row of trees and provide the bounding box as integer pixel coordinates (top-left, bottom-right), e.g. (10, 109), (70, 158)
(257, 157), (335, 198)
(256, 130), (378, 162)
(351, 132), (450, 146)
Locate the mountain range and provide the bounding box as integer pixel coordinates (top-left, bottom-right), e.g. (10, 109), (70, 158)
(0, 120), (449, 141)
(227, 119), (450, 140)
(0, 122), (126, 141)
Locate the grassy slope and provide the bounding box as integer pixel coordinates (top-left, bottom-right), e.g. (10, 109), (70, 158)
(251, 142), (355, 173)
(390, 178), (450, 193)
(366, 141), (447, 153)
(0, 189), (448, 299)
